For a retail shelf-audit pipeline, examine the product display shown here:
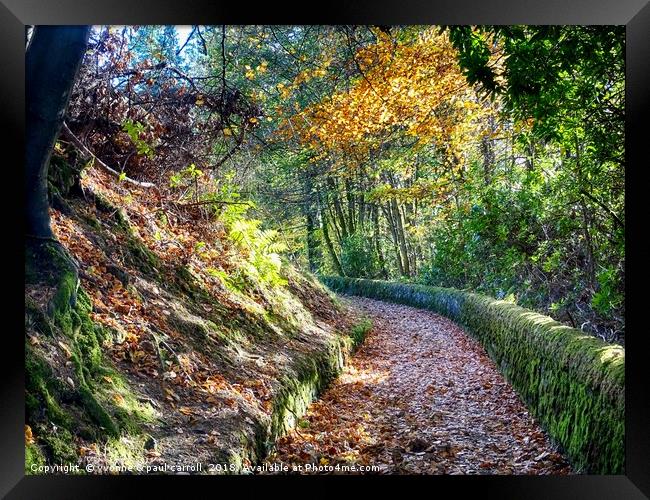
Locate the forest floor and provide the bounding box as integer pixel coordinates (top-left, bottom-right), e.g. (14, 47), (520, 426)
(265, 296), (574, 475)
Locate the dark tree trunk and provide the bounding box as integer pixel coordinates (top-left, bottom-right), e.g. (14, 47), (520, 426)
(327, 177), (348, 239)
(302, 174), (321, 273)
(318, 193), (343, 275)
(372, 204), (388, 279)
(391, 199), (410, 277)
(383, 203), (404, 277)
(26, 26), (90, 238)
(345, 178), (355, 235)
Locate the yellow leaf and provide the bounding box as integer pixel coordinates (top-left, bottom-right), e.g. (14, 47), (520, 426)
(179, 406), (193, 415)
(25, 425), (35, 445)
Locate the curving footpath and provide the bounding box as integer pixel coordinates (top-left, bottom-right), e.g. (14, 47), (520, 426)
(267, 296), (574, 474)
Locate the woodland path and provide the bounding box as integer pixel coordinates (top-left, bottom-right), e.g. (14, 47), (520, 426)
(266, 296), (573, 474)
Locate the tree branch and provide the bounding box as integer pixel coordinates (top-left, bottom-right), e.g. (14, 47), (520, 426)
(60, 122), (156, 189)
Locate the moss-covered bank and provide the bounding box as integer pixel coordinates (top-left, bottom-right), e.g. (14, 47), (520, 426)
(25, 232), (371, 474)
(269, 320), (369, 441)
(321, 276), (624, 474)
(217, 317), (371, 474)
(25, 239), (155, 473)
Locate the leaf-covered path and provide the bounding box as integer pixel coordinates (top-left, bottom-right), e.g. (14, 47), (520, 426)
(266, 297), (573, 474)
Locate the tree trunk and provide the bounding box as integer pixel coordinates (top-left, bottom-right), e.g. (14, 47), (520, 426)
(391, 198), (410, 277)
(345, 178), (355, 235)
(305, 209), (319, 273)
(318, 193), (343, 275)
(383, 203), (404, 276)
(26, 26), (90, 238)
(327, 177), (348, 239)
(303, 174), (321, 273)
(372, 205), (388, 278)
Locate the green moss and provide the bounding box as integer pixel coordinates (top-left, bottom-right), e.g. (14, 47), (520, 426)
(25, 343), (73, 429)
(94, 193), (132, 233)
(78, 386), (119, 437)
(98, 371), (157, 434)
(213, 330), (358, 471)
(83, 214), (103, 231)
(322, 276), (625, 474)
(35, 424), (78, 464)
(102, 435), (150, 470)
(125, 236), (160, 275)
(25, 442), (47, 474)
(350, 318), (372, 348)
(48, 154), (80, 198)
(26, 297), (54, 336)
(270, 336), (348, 442)
(26, 239), (154, 470)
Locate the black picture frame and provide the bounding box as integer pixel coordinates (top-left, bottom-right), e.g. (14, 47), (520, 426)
(4, 1), (649, 497)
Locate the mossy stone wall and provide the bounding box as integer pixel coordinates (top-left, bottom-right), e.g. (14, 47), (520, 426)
(321, 276), (624, 474)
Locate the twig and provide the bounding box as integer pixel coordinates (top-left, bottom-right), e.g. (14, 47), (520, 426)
(60, 122), (157, 189)
(171, 199), (253, 208)
(176, 26), (197, 56)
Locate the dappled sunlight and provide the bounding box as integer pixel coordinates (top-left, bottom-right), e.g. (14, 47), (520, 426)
(26, 24), (624, 477)
(267, 297), (574, 474)
(598, 345), (624, 364)
(338, 364), (390, 387)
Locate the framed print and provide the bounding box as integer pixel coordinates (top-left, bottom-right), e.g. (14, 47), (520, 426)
(4, 0), (649, 497)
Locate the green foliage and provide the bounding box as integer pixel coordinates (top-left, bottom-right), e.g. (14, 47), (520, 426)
(340, 232), (379, 278)
(446, 26), (498, 93)
(591, 267), (623, 318)
(122, 119), (155, 159)
(350, 318), (372, 347)
(323, 276), (624, 474)
(226, 213), (288, 288)
(169, 163), (204, 188)
(25, 442), (47, 474)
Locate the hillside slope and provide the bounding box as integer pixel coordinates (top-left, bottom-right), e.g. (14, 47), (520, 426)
(24, 154), (366, 474)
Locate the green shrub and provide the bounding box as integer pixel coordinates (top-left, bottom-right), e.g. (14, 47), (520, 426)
(340, 232), (379, 278)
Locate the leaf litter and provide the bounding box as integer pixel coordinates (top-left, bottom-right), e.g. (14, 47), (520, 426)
(265, 296), (573, 475)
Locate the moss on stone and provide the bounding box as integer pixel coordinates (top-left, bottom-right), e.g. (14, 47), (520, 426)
(25, 442), (47, 474)
(350, 318), (372, 348)
(322, 276), (625, 474)
(270, 336), (349, 442)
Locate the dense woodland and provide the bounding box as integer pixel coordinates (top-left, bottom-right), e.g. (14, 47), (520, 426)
(31, 24), (626, 340)
(23, 24), (626, 477)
